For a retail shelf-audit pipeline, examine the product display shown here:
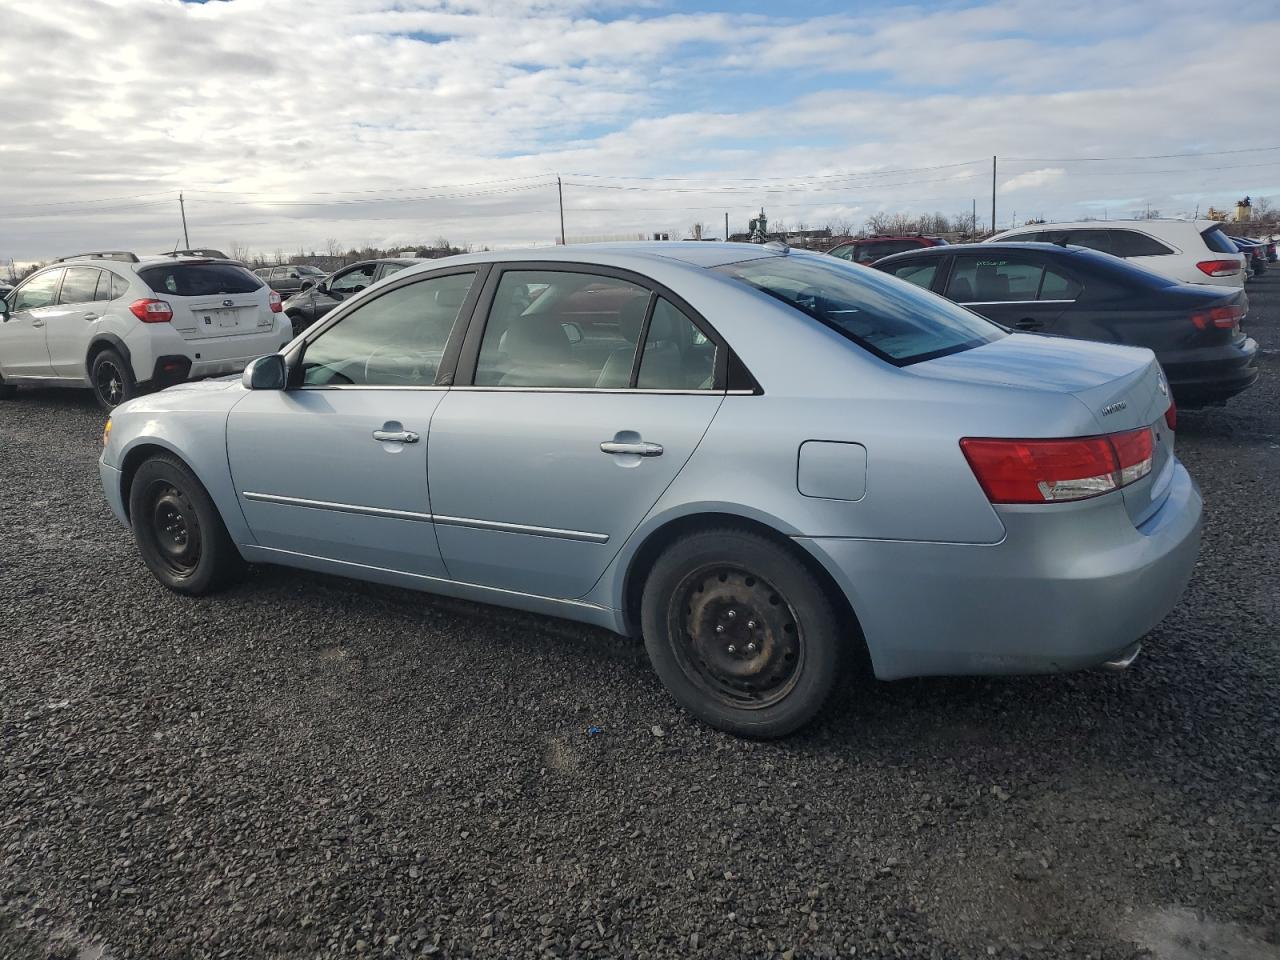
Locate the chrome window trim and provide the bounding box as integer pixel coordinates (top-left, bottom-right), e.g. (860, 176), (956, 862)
(960, 299), (1076, 306)
(241, 492), (609, 543)
(447, 386), (730, 396)
(298, 384), (450, 392)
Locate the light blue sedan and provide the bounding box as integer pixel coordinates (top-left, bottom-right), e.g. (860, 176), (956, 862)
(99, 243), (1201, 737)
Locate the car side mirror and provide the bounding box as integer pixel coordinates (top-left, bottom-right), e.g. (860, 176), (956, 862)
(300, 279), (316, 292)
(242, 354), (287, 391)
(316, 281), (329, 295)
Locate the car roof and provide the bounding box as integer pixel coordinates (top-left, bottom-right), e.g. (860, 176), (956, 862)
(396, 241), (784, 274)
(995, 218), (1224, 234)
(875, 240), (1079, 261)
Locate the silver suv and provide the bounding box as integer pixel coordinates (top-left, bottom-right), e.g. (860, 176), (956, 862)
(0, 252), (293, 410)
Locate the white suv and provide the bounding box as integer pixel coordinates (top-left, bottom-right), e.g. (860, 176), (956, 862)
(987, 219), (1246, 288)
(0, 252), (293, 410)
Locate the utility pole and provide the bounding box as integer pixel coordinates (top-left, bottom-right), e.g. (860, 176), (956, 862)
(725, 211), (729, 242)
(179, 192), (190, 249)
(557, 176), (566, 246)
(971, 198), (976, 236)
(990, 156), (997, 238)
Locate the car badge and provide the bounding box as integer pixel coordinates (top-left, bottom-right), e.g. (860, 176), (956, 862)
(1100, 400), (1127, 417)
(222, 298), (234, 307)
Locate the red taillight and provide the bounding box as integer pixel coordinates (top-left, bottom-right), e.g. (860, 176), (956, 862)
(1195, 259), (1241, 278)
(129, 298), (173, 323)
(1190, 303), (1245, 330)
(1164, 398), (1177, 432)
(269, 290), (283, 314)
(960, 426), (1155, 504)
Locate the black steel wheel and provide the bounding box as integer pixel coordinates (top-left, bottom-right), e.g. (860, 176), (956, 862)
(90, 348), (135, 411)
(670, 564), (804, 710)
(142, 482), (203, 579)
(128, 454), (244, 595)
(642, 528), (845, 738)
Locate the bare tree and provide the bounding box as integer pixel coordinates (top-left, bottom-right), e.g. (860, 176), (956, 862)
(1251, 196), (1275, 221)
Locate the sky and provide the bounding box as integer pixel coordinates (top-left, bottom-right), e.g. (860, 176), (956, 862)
(2, 0), (1279, 263)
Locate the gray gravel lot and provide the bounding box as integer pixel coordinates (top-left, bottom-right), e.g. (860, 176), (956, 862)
(2, 274), (1278, 960)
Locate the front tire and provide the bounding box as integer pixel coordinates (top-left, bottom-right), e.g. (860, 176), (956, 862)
(128, 454), (245, 595)
(641, 528), (844, 738)
(90, 348), (136, 411)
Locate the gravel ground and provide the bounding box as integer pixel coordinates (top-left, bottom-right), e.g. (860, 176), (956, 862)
(2, 273), (1278, 960)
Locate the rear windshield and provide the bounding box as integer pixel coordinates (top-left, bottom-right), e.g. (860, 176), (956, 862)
(719, 255), (1006, 365)
(138, 263), (262, 297)
(1201, 227), (1239, 255)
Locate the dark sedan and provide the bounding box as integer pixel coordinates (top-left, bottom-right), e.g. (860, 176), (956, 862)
(281, 258), (416, 335)
(874, 242), (1258, 406)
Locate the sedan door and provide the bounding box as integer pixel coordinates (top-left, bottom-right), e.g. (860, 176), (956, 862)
(226, 268), (481, 577)
(0, 268), (64, 378)
(942, 252), (1071, 333)
(44, 266), (110, 378)
(427, 266), (725, 600)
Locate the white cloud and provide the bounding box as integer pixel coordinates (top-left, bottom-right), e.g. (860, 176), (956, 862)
(0, 0), (1278, 260)
(1001, 168), (1066, 194)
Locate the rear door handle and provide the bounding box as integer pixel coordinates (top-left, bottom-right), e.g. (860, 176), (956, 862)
(373, 429), (419, 443)
(31, 319), (45, 328)
(600, 440), (663, 457)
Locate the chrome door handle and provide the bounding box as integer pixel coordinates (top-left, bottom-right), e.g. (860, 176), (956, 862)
(31, 320), (45, 328)
(373, 429), (419, 443)
(83, 313), (100, 321)
(600, 440), (663, 457)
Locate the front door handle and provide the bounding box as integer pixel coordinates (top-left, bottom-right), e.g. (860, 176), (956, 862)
(83, 313), (100, 321)
(600, 440), (663, 457)
(31, 319), (45, 328)
(373, 429), (419, 443)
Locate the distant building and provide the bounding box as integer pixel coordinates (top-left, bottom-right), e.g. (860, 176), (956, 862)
(729, 208), (832, 248)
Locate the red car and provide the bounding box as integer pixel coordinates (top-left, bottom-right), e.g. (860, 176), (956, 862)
(827, 235), (949, 265)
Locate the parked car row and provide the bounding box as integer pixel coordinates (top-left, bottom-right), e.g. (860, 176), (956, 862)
(280, 258), (416, 335)
(824, 218), (1260, 407)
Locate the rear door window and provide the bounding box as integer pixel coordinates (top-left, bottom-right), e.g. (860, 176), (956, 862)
(58, 267), (103, 305)
(719, 255), (1003, 366)
(947, 255), (1042, 302)
(1108, 230), (1172, 257)
(475, 270), (650, 388)
(137, 263), (262, 297)
(880, 260), (938, 290)
(636, 298), (718, 391)
(1062, 229), (1114, 255)
(1038, 265), (1083, 300)
(1201, 227), (1240, 254)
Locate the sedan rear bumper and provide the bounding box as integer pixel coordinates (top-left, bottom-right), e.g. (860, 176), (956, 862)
(796, 461), (1202, 681)
(1162, 336), (1259, 406)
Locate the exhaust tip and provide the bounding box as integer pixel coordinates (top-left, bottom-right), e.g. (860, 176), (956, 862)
(1100, 642), (1142, 672)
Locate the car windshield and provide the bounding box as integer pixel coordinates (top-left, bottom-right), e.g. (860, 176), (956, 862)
(138, 263), (262, 297)
(1201, 227), (1239, 255)
(718, 254), (1005, 365)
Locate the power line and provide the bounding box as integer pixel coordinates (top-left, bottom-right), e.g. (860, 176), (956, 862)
(1003, 144), (1280, 162)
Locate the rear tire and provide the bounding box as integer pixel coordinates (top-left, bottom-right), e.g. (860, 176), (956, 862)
(641, 528), (844, 738)
(129, 454), (245, 595)
(90, 348), (136, 411)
